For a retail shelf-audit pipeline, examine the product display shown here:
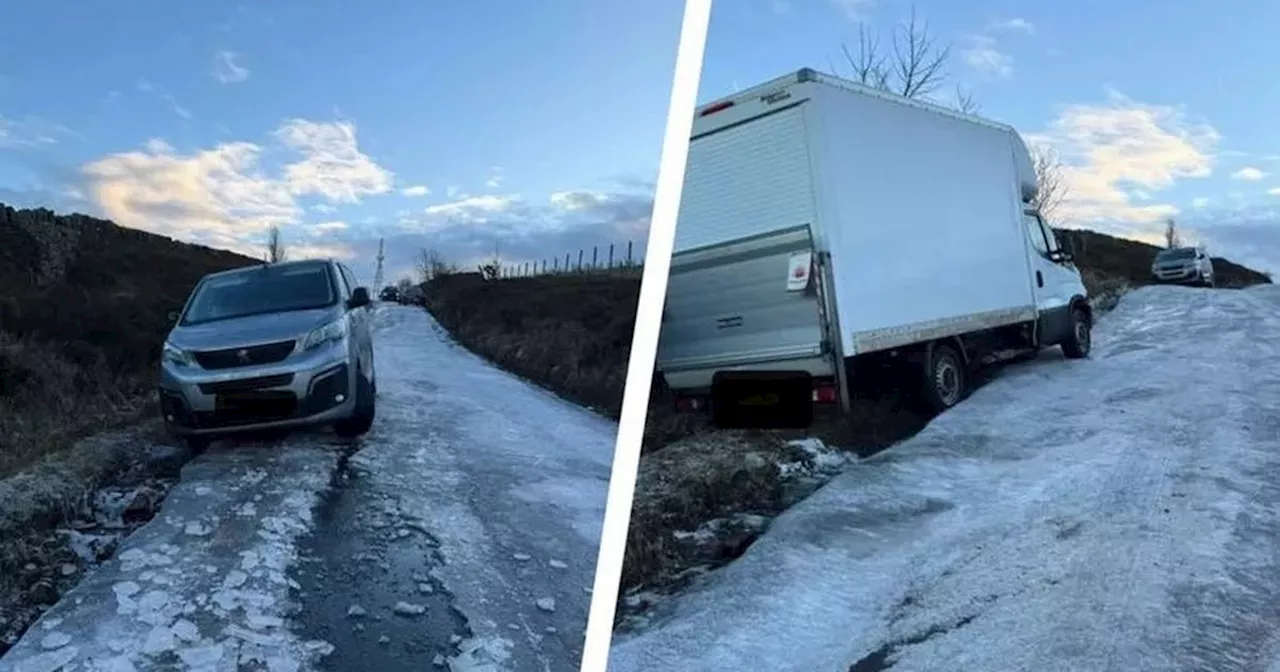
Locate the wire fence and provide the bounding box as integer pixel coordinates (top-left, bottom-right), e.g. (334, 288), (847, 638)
(491, 240), (644, 279)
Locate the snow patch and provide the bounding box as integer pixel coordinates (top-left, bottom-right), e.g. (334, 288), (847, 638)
(449, 635), (514, 672)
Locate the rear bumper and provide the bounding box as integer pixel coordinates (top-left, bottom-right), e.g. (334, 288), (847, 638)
(158, 345), (358, 437)
(659, 352), (835, 391)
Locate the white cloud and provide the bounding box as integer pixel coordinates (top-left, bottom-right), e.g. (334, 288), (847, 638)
(83, 139), (298, 254)
(211, 51), (250, 84)
(1193, 197), (1211, 208)
(485, 166), (505, 189)
(550, 190), (613, 211)
(311, 221), (349, 234)
(401, 185), (430, 197)
(1231, 167), (1267, 181)
(831, 0), (873, 21)
(960, 35), (1014, 77)
(0, 115), (72, 148)
(422, 194), (521, 224)
(288, 242), (356, 260)
(992, 18), (1035, 34)
(136, 79), (192, 119)
(1026, 90), (1219, 232)
(1268, 187), (1280, 196)
(274, 119), (393, 202)
(313, 203), (337, 214)
(80, 119), (393, 256)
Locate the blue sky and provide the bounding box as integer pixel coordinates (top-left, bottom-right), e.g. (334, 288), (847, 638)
(701, 0), (1280, 274)
(0, 0), (682, 283)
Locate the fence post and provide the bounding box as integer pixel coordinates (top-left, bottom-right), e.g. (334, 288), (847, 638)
(553, 257), (559, 272)
(565, 252), (570, 271)
(627, 240), (633, 265)
(592, 246), (598, 269)
(577, 249), (583, 272)
(541, 259), (546, 274)
(608, 243), (614, 269)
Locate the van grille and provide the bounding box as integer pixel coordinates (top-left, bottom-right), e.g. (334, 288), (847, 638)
(193, 340), (296, 370)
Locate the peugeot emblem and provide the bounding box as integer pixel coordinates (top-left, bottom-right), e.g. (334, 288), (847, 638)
(236, 349), (251, 364)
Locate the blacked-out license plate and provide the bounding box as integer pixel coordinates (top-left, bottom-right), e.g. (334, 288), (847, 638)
(710, 370), (814, 430)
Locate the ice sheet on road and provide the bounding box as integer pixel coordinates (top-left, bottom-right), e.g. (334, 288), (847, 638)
(609, 285), (1280, 672)
(0, 305), (617, 672)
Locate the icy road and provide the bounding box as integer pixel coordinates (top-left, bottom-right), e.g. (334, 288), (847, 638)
(0, 305), (614, 672)
(611, 285), (1280, 672)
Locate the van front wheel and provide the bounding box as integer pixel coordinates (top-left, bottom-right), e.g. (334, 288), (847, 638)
(335, 367), (376, 438)
(1061, 307), (1092, 359)
(919, 343), (966, 414)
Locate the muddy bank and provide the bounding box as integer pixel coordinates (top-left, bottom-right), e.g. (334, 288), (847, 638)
(0, 420), (196, 654)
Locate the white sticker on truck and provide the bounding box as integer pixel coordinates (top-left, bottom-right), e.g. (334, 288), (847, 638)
(787, 251), (813, 292)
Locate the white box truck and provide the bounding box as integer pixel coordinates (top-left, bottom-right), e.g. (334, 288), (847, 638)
(656, 68), (1092, 415)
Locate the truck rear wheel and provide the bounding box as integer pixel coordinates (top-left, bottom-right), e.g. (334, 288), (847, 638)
(919, 343), (966, 413)
(1061, 307), (1092, 359)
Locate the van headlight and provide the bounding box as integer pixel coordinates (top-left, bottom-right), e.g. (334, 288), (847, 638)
(162, 342), (194, 367)
(302, 319), (348, 351)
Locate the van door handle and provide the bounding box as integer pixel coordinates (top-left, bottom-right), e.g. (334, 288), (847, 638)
(1036, 271), (1044, 288)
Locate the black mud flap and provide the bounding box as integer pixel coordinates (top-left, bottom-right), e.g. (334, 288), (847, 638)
(710, 370), (813, 430)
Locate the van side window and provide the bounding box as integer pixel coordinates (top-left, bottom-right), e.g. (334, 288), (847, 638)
(1036, 217), (1062, 253)
(341, 265), (358, 293)
(1022, 213), (1049, 255)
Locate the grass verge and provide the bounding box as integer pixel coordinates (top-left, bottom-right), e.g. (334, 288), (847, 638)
(421, 271), (641, 417)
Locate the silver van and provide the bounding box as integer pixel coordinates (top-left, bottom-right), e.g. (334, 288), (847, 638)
(1151, 245), (1215, 287)
(157, 258), (377, 449)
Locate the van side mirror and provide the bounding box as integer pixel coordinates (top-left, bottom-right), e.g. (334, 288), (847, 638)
(1049, 249), (1074, 264)
(348, 287), (371, 309)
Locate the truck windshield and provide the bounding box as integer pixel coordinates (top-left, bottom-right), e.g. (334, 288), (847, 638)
(181, 263), (337, 325)
(1156, 248), (1197, 262)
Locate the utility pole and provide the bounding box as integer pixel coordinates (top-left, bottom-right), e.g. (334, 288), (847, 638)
(373, 237), (385, 294)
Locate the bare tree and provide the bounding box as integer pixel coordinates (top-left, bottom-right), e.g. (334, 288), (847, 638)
(954, 84), (980, 115)
(417, 248), (456, 283)
(395, 277), (414, 292)
(841, 6), (950, 99)
(1165, 218), (1182, 249)
(477, 243), (502, 282)
(265, 226), (286, 263)
(1031, 146), (1068, 226)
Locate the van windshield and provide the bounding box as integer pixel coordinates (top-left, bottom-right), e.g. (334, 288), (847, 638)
(181, 263), (336, 325)
(1156, 248), (1197, 262)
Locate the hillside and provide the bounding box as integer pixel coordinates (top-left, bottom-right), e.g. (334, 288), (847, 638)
(0, 203), (255, 476)
(422, 270), (642, 418)
(1056, 227), (1272, 297)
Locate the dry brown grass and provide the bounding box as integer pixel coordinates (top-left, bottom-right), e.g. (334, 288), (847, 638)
(620, 391), (932, 601)
(0, 203), (253, 479)
(0, 334), (145, 478)
(422, 272), (640, 417)
(622, 431), (805, 593)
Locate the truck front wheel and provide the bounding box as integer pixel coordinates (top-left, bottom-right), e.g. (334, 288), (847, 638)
(1061, 307), (1092, 359)
(919, 343), (967, 413)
